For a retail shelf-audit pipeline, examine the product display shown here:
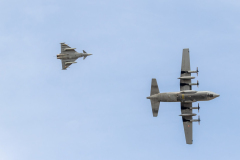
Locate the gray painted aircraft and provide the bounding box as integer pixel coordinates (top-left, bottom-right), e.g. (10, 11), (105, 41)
(147, 48), (220, 144)
(57, 43), (92, 70)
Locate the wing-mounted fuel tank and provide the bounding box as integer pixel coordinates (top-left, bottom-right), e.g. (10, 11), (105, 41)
(178, 76), (195, 79)
(64, 48), (76, 51)
(65, 62), (77, 64)
(179, 113), (197, 116)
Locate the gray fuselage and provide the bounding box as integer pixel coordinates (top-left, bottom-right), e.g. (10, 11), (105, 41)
(57, 52), (91, 59)
(147, 91), (219, 102)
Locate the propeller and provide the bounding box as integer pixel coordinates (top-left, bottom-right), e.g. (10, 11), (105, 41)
(197, 80), (199, 88)
(198, 103), (200, 113)
(196, 67), (199, 76)
(198, 115), (201, 125)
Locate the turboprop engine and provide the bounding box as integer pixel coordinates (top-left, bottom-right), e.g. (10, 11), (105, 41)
(180, 80), (199, 87)
(183, 116), (201, 125)
(190, 116), (201, 125)
(189, 103), (200, 112)
(181, 67), (199, 76)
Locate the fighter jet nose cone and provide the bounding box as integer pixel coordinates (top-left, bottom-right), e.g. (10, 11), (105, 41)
(214, 94), (220, 97)
(147, 96), (151, 99)
(88, 54), (92, 56)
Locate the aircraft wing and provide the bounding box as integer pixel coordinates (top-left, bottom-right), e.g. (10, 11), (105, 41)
(180, 49), (193, 144)
(61, 58), (78, 70)
(60, 43), (76, 52)
(181, 102), (193, 144)
(180, 48), (191, 91)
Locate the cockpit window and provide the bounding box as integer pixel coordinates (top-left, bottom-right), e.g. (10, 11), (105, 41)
(209, 94), (213, 97)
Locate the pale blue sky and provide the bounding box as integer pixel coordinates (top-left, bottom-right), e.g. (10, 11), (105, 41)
(0, 0), (240, 159)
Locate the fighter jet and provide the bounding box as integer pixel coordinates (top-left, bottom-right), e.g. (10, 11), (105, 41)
(147, 48), (220, 144)
(57, 43), (92, 70)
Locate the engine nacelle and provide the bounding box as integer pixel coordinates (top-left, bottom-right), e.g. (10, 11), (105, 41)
(190, 119), (200, 122)
(57, 54), (65, 59)
(180, 80), (199, 87)
(181, 67), (199, 76)
(190, 116), (200, 124)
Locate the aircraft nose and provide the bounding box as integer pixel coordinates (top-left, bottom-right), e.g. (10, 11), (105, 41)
(88, 54), (92, 56)
(214, 94), (220, 97)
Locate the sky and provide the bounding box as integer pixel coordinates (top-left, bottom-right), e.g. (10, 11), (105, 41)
(0, 0), (240, 159)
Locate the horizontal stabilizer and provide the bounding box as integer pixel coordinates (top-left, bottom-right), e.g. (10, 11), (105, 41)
(151, 78), (159, 96)
(151, 100), (160, 117)
(150, 78), (160, 117)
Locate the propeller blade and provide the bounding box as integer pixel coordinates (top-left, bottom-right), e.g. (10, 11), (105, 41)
(198, 115), (201, 125)
(198, 103), (200, 113)
(196, 67), (199, 76)
(197, 80), (199, 88)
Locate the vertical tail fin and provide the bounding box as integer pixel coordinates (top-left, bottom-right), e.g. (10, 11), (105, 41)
(150, 78), (160, 117)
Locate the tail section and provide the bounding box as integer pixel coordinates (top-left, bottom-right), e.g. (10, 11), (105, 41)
(151, 78), (159, 95)
(150, 78), (160, 117)
(151, 100), (160, 117)
(82, 50), (92, 60)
